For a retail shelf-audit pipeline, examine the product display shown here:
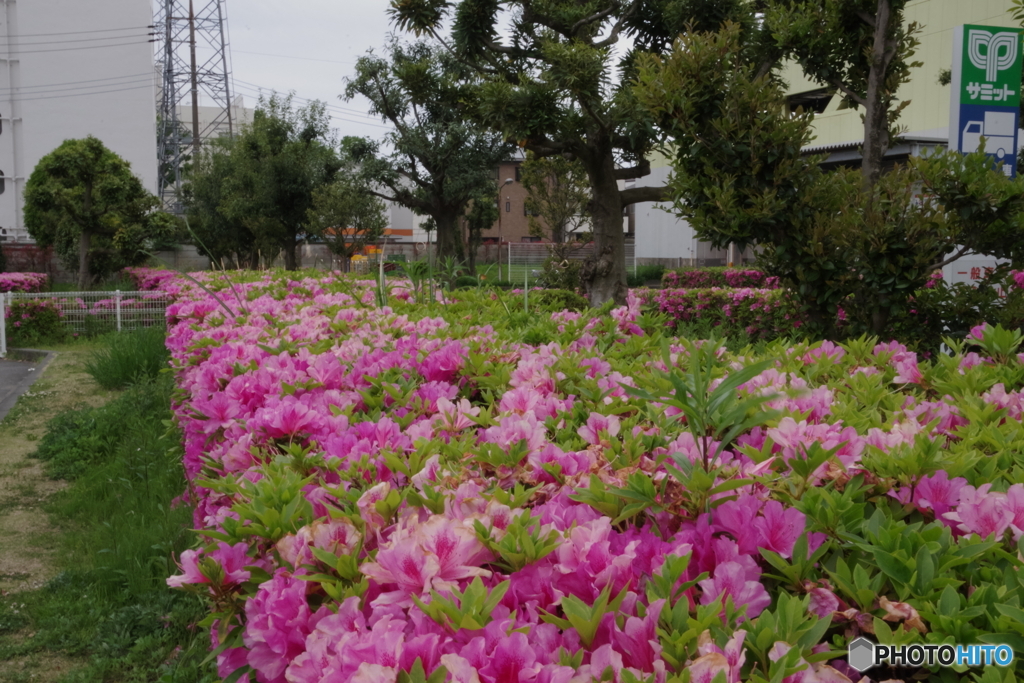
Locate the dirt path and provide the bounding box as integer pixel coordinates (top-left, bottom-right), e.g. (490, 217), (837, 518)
(0, 344), (114, 682)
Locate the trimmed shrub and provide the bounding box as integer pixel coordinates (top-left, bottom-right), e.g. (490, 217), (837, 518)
(0, 272), (48, 292)
(661, 267), (779, 289)
(637, 286), (803, 340)
(5, 298), (67, 345)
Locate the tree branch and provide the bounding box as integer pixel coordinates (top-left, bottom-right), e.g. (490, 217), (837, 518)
(830, 77), (866, 107)
(620, 184), (671, 207)
(592, 0), (642, 48)
(570, 1), (619, 37)
(614, 159), (650, 181)
(929, 244), (973, 271)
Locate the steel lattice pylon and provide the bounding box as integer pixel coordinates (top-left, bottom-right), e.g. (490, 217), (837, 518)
(155, 0), (234, 212)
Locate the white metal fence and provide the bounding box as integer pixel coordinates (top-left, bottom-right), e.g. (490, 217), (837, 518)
(0, 290), (171, 358)
(504, 241), (636, 287)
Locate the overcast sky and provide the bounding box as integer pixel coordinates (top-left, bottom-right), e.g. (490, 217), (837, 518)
(222, 0), (400, 140)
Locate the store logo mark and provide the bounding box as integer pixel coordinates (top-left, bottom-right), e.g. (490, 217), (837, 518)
(969, 29), (1019, 81)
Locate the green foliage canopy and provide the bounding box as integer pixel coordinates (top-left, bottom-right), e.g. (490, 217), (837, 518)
(388, 0), (774, 305)
(306, 176), (388, 265)
(185, 93), (341, 270)
(342, 40), (514, 262)
(24, 136), (174, 289)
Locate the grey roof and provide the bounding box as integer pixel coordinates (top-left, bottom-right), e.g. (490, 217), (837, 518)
(802, 135), (948, 155)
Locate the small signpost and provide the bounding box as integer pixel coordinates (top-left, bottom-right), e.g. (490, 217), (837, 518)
(949, 24), (1024, 176)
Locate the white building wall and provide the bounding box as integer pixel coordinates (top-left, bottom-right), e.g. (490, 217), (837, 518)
(0, 0), (157, 243)
(632, 165), (738, 265)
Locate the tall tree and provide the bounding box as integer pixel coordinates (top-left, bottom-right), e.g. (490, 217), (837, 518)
(185, 93), (341, 270)
(24, 136), (175, 289)
(306, 176), (388, 270)
(342, 40), (514, 262)
(388, 0), (772, 305)
(635, 23), (1024, 337)
(182, 136), (261, 268)
(767, 0), (921, 189)
(520, 153), (592, 244)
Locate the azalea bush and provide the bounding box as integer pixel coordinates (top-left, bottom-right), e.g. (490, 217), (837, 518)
(157, 267), (1024, 683)
(662, 268), (779, 290)
(0, 271), (48, 292)
(5, 298), (67, 345)
(638, 287), (802, 342)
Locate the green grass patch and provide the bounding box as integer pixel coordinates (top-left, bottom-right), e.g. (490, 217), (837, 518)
(84, 326), (170, 390)
(1, 373), (215, 682)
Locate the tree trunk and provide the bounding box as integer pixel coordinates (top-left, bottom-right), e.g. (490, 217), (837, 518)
(467, 229), (479, 275)
(861, 0), (893, 190)
(580, 149), (627, 307)
(284, 239), (298, 270)
(434, 213), (465, 262)
(77, 230), (92, 291)
(871, 305), (890, 336)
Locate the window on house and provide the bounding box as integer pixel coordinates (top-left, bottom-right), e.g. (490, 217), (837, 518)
(514, 165), (521, 182)
(787, 88), (833, 115)
(505, 201), (510, 212)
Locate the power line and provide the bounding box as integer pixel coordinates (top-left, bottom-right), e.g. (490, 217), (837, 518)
(0, 72), (154, 92)
(5, 25), (151, 38)
(0, 77), (155, 97)
(0, 33), (153, 47)
(233, 49), (355, 65)
(10, 83), (155, 103)
(0, 40), (152, 55)
(232, 78), (383, 122)
(231, 81), (392, 130)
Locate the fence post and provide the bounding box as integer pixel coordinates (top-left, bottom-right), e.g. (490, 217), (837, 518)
(1, 292), (7, 358)
(115, 290), (122, 332)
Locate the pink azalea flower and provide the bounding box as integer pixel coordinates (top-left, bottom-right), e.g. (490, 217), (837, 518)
(754, 501), (806, 559)
(943, 484), (1013, 539)
(578, 412), (621, 446)
(892, 354), (923, 385)
(698, 561), (771, 622)
(696, 629), (746, 683)
(913, 471), (967, 518)
(244, 570), (313, 683)
(360, 516), (491, 606)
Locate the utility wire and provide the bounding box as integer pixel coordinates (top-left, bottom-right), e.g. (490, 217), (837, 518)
(232, 78), (383, 123)
(0, 33), (155, 47)
(235, 91), (391, 129)
(0, 77), (155, 97)
(10, 83), (155, 103)
(231, 88), (391, 130)
(0, 40), (152, 55)
(233, 49), (355, 65)
(0, 72), (155, 91)
(4, 26), (151, 38)
(231, 81), (392, 130)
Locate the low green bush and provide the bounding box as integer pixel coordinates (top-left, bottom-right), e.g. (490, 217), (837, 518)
(536, 256), (583, 291)
(626, 263), (666, 287)
(84, 326), (169, 390)
(453, 274), (479, 288)
(532, 288), (589, 312)
(5, 299), (68, 346)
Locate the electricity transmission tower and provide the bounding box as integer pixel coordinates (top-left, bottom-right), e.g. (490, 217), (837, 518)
(155, 0), (234, 212)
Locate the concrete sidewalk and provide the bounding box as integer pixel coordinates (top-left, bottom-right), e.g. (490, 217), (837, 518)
(0, 350), (54, 423)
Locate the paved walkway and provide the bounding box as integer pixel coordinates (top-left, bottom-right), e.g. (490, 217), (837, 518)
(0, 351), (53, 422)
